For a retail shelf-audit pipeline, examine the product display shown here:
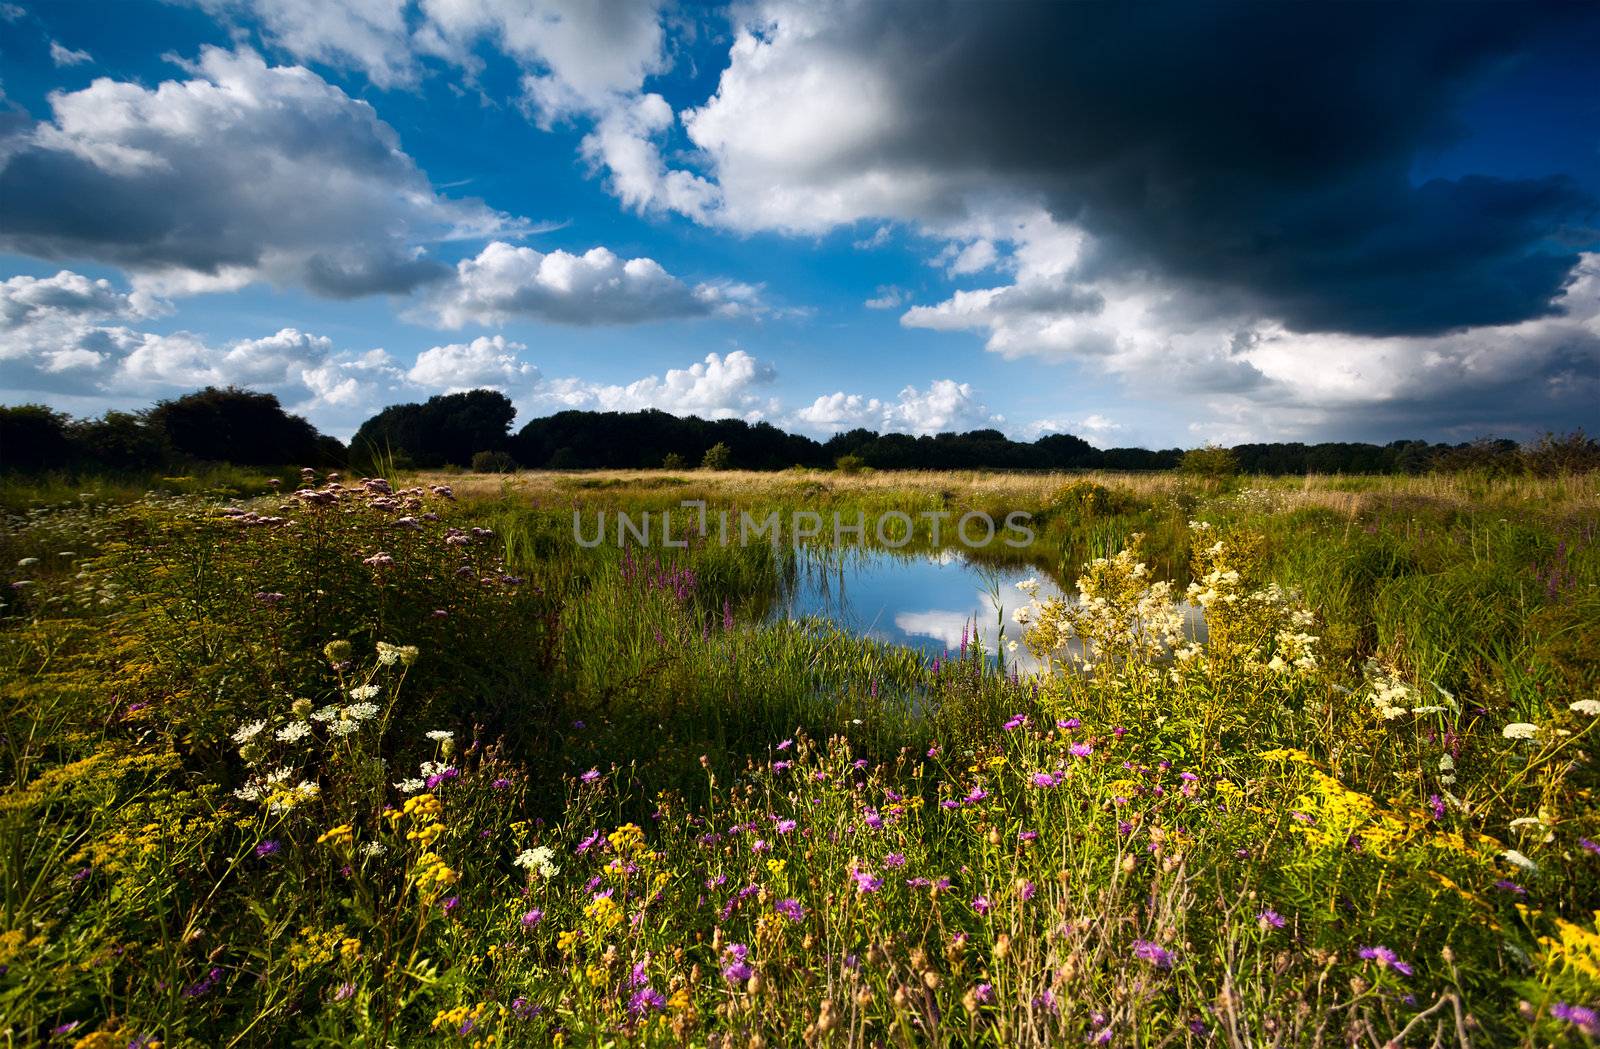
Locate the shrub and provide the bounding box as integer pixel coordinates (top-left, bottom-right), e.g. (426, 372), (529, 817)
(661, 452), (687, 470)
(471, 450), (518, 473)
(834, 453), (866, 474)
(1178, 442), (1239, 480)
(700, 441), (732, 470)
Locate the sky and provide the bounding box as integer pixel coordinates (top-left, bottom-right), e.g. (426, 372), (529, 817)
(1, 1), (1598, 448)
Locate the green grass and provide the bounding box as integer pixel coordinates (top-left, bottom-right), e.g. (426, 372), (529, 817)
(1, 469), (1597, 1047)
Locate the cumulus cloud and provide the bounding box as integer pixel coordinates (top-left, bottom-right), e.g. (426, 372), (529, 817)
(407, 334), (538, 391)
(0, 269), (408, 424)
(791, 379), (1000, 436)
(538, 350), (777, 420)
(0, 47), (520, 299)
(419, 241), (767, 328)
(191, 0), (416, 88)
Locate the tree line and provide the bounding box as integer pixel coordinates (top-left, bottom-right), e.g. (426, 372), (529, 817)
(3, 386), (1596, 476)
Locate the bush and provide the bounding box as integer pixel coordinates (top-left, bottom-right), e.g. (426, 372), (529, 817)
(1179, 443), (1240, 480)
(661, 452), (687, 470)
(833, 453), (866, 474)
(700, 441), (732, 470)
(471, 450), (518, 473)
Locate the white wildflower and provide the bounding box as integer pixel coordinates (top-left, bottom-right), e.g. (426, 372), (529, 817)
(514, 845), (559, 879)
(1438, 754), (1455, 771)
(360, 841), (387, 858)
(1501, 849), (1537, 871)
(425, 730), (453, 743)
(1509, 816), (1544, 830)
(1410, 705), (1446, 715)
(232, 720), (267, 743)
(1502, 722), (1539, 740)
(394, 778), (425, 794)
(16, 557), (38, 567)
(344, 702), (379, 722)
(275, 722), (311, 743)
(310, 704), (341, 722)
(349, 684), (381, 702)
(329, 719), (359, 737)
(376, 642), (402, 667)
(1570, 699), (1600, 717)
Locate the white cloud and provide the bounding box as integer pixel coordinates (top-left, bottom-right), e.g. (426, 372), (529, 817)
(194, 0), (415, 87)
(407, 334), (538, 391)
(1027, 413), (1124, 445)
(49, 41), (93, 67)
(538, 350), (777, 421)
(1, 47), (521, 299)
(792, 379), (1000, 436)
(864, 285), (907, 310)
(420, 240), (765, 327)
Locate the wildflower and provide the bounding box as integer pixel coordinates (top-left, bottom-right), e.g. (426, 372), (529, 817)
(348, 685), (380, 702)
(1132, 939), (1174, 969)
(1357, 945), (1413, 976)
(522, 908), (543, 927)
(1018, 880), (1036, 901)
(1018, 830), (1039, 842)
(1257, 909), (1286, 930)
(1502, 849), (1537, 871)
(442, 896), (461, 915)
(972, 982), (995, 1005)
(1031, 772), (1060, 788)
(1580, 837), (1600, 856)
(1428, 794), (1446, 820)
(514, 846), (559, 879)
(775, 898), (806, 922)
(580, 768), (600, 783)
(1502, 722), (1538, 740)
(1570, 699), (1600, 716)
(1002, 714), (1027, 731)
(629, 987), (667, 1016)
(394, 778), (425, 793)
(1060, 718), (1081, 729)
(775, 818), (797, 835)
(254, 840), (282, 859)
(344, 702), (378, 722)
(772, 760), (792, 772)
(851, 868), (883, 894)
(232, 720), (267, 744)
(1493, 880), (1526, 895)
(1070, 742), (1094, 758)
(884, 852), (906, 868)
(425, 729), (453, 743)
(972, 895), (992, 915)
(1551, 1003), (1600, 1035)
(276, 722), (311, 743)
(360, 841), (386, 858)
(777, 738), (793, 750)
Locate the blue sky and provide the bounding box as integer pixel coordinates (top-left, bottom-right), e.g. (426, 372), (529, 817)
(2, 1), (1597, 447)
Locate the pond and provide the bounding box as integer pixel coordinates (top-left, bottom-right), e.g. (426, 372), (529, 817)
(769, 547), (1207, 674)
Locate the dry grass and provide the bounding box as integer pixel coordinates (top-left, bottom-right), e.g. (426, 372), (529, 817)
(420, 467), (1600, 516)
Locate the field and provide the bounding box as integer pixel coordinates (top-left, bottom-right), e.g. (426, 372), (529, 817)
(2, 467), (1598, 1047)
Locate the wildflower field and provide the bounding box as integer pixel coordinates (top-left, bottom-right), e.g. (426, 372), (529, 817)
(2, 468), (1598, 1047)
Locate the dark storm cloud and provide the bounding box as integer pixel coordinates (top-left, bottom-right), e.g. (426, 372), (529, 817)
(779, 1), (1600, 337)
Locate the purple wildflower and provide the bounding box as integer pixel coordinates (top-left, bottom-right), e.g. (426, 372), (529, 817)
(1031, 772), (1060, 788)
(1257, 909), (1286, 929)
(580, 768), (600, 784)
(972, 895), (992, 915)
(851, 868), (883, 894)
(1132, 939), (1175, 969)
(775, 898), (806, 922)
(884, 852), (906, 868)
(522, 909), (543, 927)
(777, 738), (793, 751)
(775, 818), (797, 835)
(254, 840), (282, 859)
(972, 982), (995, 1004)
(1357, 945), (1413, 977)
(1070, 742), (1094, 758)
(1579, 837), (1600, 856)
(1493, 879), (1526, 895)
(628, 987), (666, 1016)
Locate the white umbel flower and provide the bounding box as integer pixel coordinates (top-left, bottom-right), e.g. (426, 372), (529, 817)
(1502, 723), (1539, 740)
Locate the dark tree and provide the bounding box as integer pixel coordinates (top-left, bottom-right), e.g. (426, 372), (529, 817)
(0, 404), (74, 473)
(352, 389), (515, 469)
(146, 387), (334, 467)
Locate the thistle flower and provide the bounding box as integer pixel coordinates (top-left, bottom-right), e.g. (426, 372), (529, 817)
(775, 898), (805, 922)
(1257, 909), (1285, 930)
(972, 896), (991, 915)
(1070, 742), (1094, 758)
(580, 768), (601, 783)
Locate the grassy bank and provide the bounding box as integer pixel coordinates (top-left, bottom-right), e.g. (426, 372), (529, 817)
(1, 469), (1596, 1046)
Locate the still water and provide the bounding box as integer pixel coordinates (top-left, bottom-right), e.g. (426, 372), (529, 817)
(770, 547), (1205, 674)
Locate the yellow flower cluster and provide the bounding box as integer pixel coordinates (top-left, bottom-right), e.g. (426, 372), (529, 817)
(430, 1001), (504, 1044)
(584, 894), (623, 930)
(415, 851), (459, 895)
(317, 824), (353, 846)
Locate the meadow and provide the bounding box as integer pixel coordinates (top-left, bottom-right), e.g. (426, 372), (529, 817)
(1, 466), (1597, 1047)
